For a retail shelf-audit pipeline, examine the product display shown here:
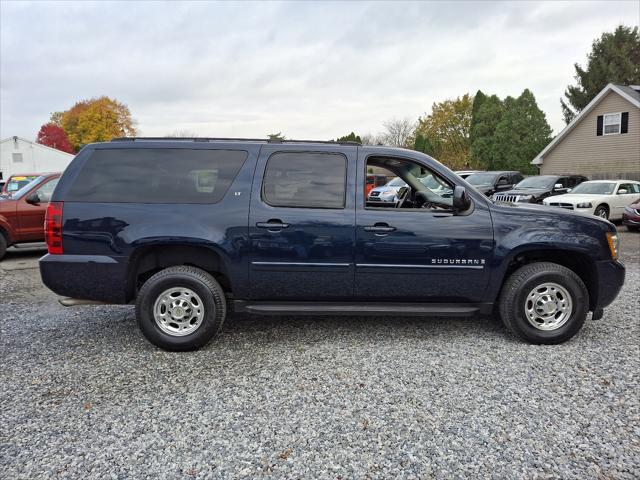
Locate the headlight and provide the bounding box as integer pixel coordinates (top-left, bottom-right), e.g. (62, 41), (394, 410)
(624, 206), (635, 213)
(518, 195), (532, 201)
(606, 232), (619, 260)
(576, 202), (592, 208)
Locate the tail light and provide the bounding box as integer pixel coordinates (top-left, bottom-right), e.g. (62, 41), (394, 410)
(45, 201), (64, 254)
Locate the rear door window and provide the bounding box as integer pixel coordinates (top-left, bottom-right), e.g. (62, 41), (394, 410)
(65, 148), (247, 203)
(262, 152), (347, 209)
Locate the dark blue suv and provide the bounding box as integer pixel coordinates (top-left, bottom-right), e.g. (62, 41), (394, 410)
(40, 138), (625, 350)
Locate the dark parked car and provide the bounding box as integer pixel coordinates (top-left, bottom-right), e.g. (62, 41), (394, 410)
(465, 171), (524, 196)
(492, 175), (589, 204)
(622, 200), (640, 231)
(40, 138), (624, 350)
(455, 170), (483, 179)
(0, 173), (60, 260)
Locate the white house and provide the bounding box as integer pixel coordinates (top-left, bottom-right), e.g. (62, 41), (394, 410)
(0, 136), (75, 181)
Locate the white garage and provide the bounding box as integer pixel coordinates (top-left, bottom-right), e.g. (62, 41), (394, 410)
(0, 136), (75, 181)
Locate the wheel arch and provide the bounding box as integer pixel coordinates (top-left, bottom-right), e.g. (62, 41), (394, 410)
(126, 243), (234, 302)
(495, 247), (598, 311)
(0, 219), (14, 245)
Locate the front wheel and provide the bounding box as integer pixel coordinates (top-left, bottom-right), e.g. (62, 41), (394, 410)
(499, 262), (589, 344)
(594, 205), (609, 220)
(135, 266), (226, 351)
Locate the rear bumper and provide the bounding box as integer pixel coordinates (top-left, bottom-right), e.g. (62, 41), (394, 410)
(39, 254), (129, 304)
(594, 259), (625, 312)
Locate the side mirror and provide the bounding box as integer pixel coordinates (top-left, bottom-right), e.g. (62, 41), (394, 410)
(25, 192), (40, 205)
(453, 186), (471, 211)
(554, 183), (563, 190)
(566, 188), (572, 193)
(618, 189), (628, 195)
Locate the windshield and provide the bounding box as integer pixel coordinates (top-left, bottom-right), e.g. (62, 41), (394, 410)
(386, 177), (406, 187)
(9, 176), (45, 199)
(418, 174), (448, 191)
(514, 176), (557, 189)
(466, 173), (497, 185)
(5, 175), (38, 193)
(570, 182), (616, 195)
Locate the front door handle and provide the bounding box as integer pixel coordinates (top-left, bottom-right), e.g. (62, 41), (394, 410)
(256, 219), (290, 230)
(364, 223), (396, 234)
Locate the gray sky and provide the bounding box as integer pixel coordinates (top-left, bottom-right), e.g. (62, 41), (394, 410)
(1, 1), (638, 141)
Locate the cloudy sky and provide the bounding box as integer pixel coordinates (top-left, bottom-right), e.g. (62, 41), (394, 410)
(1, 1), (638, 141)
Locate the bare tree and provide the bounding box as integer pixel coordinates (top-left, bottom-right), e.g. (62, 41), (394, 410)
(379, 118), (416, 148)
(165, 129), (198, 138)
(359, 133), (381, 146)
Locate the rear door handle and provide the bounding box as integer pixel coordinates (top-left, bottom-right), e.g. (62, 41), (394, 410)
(364, 223), (396, 234)
(256, 220), (290, 230)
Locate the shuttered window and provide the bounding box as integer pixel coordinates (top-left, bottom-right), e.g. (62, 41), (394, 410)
(603, 113), (621, 135)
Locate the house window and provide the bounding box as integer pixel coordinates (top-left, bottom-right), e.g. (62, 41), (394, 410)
(11, 153), (23, 163)
(603, 113), (621, 135)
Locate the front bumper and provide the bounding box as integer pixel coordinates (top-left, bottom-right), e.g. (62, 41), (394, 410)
(622, 213), (640, 226)
(367, 196), (395, 202)
(593, 259), (625, 314)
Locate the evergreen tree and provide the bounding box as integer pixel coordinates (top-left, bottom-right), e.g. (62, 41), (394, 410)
(561, 25), (640, 123)
(492, 90), (552, 174)
(469, 93), (504, 170)
(336, 132), (362, 143)
(413, 132), (437, 157)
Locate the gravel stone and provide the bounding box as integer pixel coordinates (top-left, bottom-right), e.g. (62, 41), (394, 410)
(1, 231), (639, 479)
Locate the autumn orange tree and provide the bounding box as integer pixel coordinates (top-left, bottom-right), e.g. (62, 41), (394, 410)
(413, 94), (473, 170)
(50, 96), (137, 152)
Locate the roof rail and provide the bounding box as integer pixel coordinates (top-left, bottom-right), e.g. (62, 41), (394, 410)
(110, 137), (361, 146)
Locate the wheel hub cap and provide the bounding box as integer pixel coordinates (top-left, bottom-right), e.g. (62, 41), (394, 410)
(524, 282), (573, 331)
(153, 287), (205, 336)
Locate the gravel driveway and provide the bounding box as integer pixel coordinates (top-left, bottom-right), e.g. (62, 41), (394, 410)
(1, 232), (639, 479)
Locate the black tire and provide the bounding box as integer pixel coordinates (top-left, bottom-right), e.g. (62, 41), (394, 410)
(0, 232), (7, 261)
(135, 266), (226, 351)
(594, 205), (609, 220)
(498, 262), (589, 344)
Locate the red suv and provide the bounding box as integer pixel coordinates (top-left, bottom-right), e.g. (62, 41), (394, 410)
(0, 173), (60, 260)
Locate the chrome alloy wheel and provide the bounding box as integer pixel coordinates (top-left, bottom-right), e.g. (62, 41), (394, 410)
(153, 287), (205, 336)
(524, 282), (573, 331)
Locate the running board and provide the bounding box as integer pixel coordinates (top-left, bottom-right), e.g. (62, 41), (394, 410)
(58, 297), (109, 307)
(233, 301), (493, 316)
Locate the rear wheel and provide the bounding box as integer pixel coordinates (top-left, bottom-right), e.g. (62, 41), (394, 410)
(499, 262), (589, 344)
(594, 205), (609, 220)
(0, 233), (7, 261)
(135, 266), (226, 351)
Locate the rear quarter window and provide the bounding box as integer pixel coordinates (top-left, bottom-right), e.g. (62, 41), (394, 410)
(65, 148), (247, 203)
(261, 152), (347, 209)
